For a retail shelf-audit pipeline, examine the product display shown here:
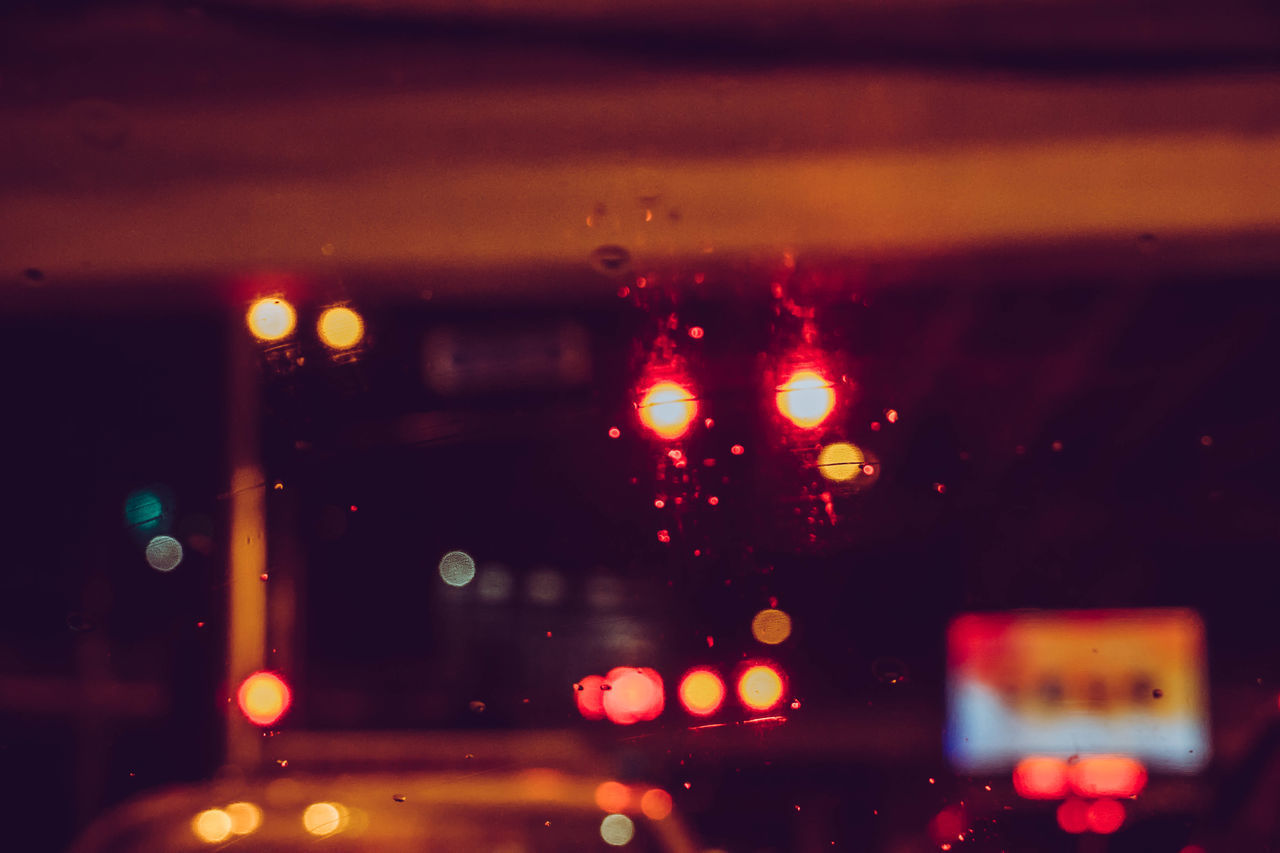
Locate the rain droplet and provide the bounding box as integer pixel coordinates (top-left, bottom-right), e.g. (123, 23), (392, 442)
(468, 700), (486, 713)
(1152, 688), (1163, 699)
(872, 657), (909, 685)
(392, 794), (406, 803)
(589, 245), (632, 276)
(66, 612), (95, 632)
(22, 268), (44, 284)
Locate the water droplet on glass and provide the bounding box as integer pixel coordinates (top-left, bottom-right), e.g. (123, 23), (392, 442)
(872, 657), (909, 685)
(66, 612), (95, 632)
(22, 268), (45, 285)
(392, 794), (406, 803)
(1152, 688), (1163, 699)
(469, 700), (486, 713)
(589, 245), (632, 276)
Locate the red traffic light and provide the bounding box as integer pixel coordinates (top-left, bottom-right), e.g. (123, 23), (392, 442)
(775, 369), (835, 429)
(638, 381), (698, 440)
(602, 667), (665, 725)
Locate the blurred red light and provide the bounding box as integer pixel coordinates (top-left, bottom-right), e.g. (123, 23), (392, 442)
(1056, 798), (1089, 834)
(1070, 756), (1147, 798)
(1086, 799), (1125, 834)
(775, 369), (835, 429)
(603, 667), (665, 725)
(1013, 757), (1070, 799)
(595, 781), (631, 812)
(575, 674), (606, 720)
(237, 671), (291, 727)
(928, 805), (966, 845)
(641, 788), (673, 820)
(638, 381), (698, 440)
(730, 444), (745, 455)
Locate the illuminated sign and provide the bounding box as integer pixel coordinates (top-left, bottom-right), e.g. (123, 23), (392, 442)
(945, 609), (1210, 772)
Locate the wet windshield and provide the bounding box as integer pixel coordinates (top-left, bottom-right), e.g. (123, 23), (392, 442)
(4, 2), (1280, 852)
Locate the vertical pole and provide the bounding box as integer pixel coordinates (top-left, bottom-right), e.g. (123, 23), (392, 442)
(226, 317), (267, 769)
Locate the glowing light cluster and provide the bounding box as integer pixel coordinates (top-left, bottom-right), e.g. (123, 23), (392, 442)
(237, 671), (291, 727)
(775, 369), (835, 429)
(583, 663), (790, 721)
(1013, 755), (1146, 800)
(192, 802), (261, 844)
(637, 381), (698, 440)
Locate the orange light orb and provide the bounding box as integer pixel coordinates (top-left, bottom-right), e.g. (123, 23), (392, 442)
(237, 671), (291, 726)
(678, 669), (726, 717)
(638, 381), (698, 440)
(640, 788), (673, 821)
(775, 369), (835, 429)
(595, 781), (631, 813)
(737, 663), (786, 712)
(246, 297), (296, 342)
